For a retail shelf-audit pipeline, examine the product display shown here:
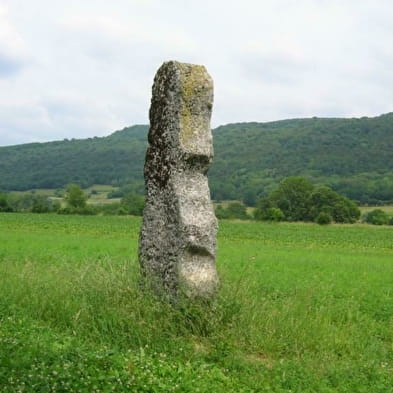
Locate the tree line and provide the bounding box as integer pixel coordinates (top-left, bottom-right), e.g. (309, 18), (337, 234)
(1, 114), (393, 205)
(215, 177), (393, 226)
(0, 185), (145, 216)
(1, 179), (392, 226)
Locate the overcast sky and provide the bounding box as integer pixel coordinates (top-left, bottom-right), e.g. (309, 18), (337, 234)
(0, 0), (392, 146)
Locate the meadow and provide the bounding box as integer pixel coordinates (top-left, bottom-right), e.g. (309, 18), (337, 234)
(0, 213), (392, 392)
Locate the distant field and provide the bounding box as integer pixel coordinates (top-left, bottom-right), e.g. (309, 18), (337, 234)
(10, 184), (121, 205)
(360, 205), (393, 215)
(0, 213), (392, 392)
(86, 184), (121, 205)
(11, 188), (58, 196)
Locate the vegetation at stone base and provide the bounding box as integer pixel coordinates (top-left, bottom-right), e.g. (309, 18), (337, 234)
(1, 213), (392, 392)
(1, 113), (393, 205)
(254, 177), (361, 224)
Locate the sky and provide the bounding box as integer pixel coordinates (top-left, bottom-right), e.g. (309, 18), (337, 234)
(0, 0), (392, 146)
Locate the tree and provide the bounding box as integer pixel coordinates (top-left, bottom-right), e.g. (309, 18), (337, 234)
(215, 202), (250, 220)
(254, 198), (284, 221)
(315, 212), (332, 225)
(215, 205), (229, 219)
(363, 209), (390, 225)
(227, 202), (250, 219)
(65, 184), (87, 209)
(269, 177), (314, 221)
(0, 193), (12, 212)
(120, 193), (145, 216)
(330, 198), (360, 223)
(310, 186), (360, 223)
(255, 178), (360, 224)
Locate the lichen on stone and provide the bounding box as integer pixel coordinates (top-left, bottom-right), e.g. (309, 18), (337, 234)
(178, 64), (212, 149)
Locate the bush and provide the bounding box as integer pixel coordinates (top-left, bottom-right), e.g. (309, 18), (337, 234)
(255, 180), (360, 224)
(215, 205), (229, 219)
(0, 193), (13, 212)
(310, 186), (360, 223)
(363, 209), (390, 225)
(120, 193), (145, 216)
(64, 184), (87, 209)
(226, 202), (249, 220)
(57, 206), (96, 215)
(54, 189), (64, 197)
(270, 177), (314, 221)
(215, 202), (250, 220)
(254, 197), (273, 221)
(315, 212), (332, 225)
(264, 207), (285, 222)
(6, 193), (57, 213)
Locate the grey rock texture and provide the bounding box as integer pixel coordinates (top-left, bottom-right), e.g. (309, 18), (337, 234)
(139, 61), (218, 299)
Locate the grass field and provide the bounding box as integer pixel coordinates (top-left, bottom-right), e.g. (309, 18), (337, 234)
(0, 213), (392, 392)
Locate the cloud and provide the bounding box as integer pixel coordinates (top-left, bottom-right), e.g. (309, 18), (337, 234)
(0, 4), (28, 78)
(0, 53), (24, 76)
(0, 0), (392, 146)
(60, 10), (198, 65)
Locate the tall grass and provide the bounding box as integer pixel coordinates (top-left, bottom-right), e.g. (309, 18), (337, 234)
(0, 213), (392, 392)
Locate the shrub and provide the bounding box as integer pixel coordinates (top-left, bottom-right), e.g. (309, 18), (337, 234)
(215, 202), (250, 220)
(255, 180), (360, 223)
(54, 189), (64, 197)
(65, 184), (87, 209)
(57, 206), (96, 215)
(225, 202), (249, 220)
(270, 177), (314, 221)
(265, 207), (285, 222)
(120, 193), (145, 216)
(6, 193), (57, 213)
(0, 193), (13, 212)
(215, 205), (229, 219)
(310, 186), (360, 223)
(363, 209), (390, 225)
(254, 197), (273, 221)
(315, 212), (332, 225)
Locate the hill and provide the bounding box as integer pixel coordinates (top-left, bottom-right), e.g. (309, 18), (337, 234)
(1, 114), (393, 204)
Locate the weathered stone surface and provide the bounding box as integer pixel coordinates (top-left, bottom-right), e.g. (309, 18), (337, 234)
(138, 60), (218, 299)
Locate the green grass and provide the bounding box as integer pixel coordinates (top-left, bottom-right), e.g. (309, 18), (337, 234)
(0, 213), (392, 392)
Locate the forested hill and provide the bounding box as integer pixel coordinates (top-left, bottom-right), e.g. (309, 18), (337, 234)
(1, 113), (393, 204)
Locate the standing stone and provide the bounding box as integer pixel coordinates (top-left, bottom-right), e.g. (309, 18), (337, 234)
(138, 60), (218, 299)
